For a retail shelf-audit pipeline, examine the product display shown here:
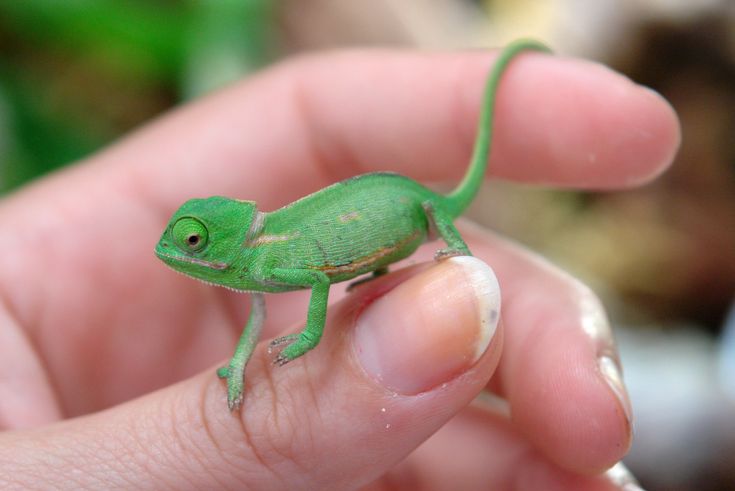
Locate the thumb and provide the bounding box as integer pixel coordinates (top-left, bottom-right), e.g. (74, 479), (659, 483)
(0, 257), (502, 490)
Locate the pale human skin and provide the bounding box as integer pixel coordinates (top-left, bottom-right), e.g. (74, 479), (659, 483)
(0, 49), (679, 490)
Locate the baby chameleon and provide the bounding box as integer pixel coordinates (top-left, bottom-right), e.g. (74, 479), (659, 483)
(156, 39), (550, 410)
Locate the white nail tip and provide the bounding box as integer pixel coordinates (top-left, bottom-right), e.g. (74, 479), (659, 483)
(605, 462), (644, 491)
(447, 256), (501, 361)
(599, 355), (633, 424)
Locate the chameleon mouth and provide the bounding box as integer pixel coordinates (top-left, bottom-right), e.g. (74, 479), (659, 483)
(155, 249), (229, 271)
(155, 247), (258, 293)
(173, 267), (253, 293)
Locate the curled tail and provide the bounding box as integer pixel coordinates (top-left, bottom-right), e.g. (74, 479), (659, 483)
(443, 39), (551, 217)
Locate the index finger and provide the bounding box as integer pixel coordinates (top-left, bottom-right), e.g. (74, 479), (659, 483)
(91, 48), (680, 211)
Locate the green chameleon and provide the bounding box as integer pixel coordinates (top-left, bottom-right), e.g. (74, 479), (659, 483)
(156, 39), (550, 410)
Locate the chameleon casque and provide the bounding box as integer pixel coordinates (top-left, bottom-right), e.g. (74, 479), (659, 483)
(156, 40), (550, 410)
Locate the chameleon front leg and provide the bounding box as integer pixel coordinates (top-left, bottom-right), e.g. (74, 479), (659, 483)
(217, 292), (266, 411)
(267, 268), (331, 366)
(422, 201), (471, 259)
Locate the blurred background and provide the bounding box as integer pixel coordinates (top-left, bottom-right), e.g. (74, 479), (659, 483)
(0, 1), (733, 489)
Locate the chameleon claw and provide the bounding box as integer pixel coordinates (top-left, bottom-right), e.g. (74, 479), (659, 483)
(273, 354), (292, 367)
(226, 373), (245, 411)
(268, 333), (299, 353)
(269, 334), (308, 366)
(271, 335), (317, 366)
(218, 358), (246, 411)
(228, 393), (244, 412)
(434, 248), (468, 261)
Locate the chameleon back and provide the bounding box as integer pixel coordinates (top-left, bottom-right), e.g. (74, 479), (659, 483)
(256, 172), (437, 283)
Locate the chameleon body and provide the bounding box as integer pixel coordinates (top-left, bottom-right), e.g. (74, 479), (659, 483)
(156, 39), (550, 410)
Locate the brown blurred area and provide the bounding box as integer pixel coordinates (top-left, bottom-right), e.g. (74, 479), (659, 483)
(614, 16), (735, 327)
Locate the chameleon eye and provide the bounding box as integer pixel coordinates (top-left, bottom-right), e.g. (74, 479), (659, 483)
(172, 217), (208, 252)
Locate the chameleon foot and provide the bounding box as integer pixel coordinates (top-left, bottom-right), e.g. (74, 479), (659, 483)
(274, 353), (292, 367)
(434, 248), (468, 261)
(268, 334), (300, 366)
(217, 361), (245, 411)
(226, 371), (245, 411)
(269, 334), (315, 366)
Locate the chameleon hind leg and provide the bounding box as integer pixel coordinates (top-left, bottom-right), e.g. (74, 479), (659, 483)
(267, 269), (331, 366)
(346, 266), (389, 291)
(217, 292), (266, 411)
(422, 201), (471, 259)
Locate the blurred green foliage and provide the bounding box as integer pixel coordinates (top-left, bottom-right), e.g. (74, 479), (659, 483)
(0, 0), (276, 192)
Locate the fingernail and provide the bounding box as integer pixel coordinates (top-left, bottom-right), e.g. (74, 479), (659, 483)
(354, 256), (501, 394)
(599, 355), (634, 431)
(578, 290), (634, 430)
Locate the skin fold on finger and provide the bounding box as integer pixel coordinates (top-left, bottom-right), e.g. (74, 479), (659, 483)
(0, 303), (62, 429)
(362, 406), (639, 491)
(0, 258), (503, 490)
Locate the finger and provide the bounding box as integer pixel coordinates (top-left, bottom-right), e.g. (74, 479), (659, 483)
(82, 47), (679, 212)
(0, 304), (61, 429)
(250, 222), (634, 475)
(0, 257), (503, 490)
(364, 406), (641, 491)
(392, 222), (632, 473)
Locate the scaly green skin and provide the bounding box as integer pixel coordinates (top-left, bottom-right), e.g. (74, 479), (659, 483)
(155, 39), (551, 410)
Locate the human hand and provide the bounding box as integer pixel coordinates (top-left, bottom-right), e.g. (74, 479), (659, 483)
(0, 48), (679, 489)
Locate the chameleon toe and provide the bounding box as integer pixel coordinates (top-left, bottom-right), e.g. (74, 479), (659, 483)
(268, 334), (299, 352)
(434, 248), (468, 260)
(228, 393), (244, 412)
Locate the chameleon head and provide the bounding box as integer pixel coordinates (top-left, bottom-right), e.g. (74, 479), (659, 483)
(155, 196), (259, 288)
